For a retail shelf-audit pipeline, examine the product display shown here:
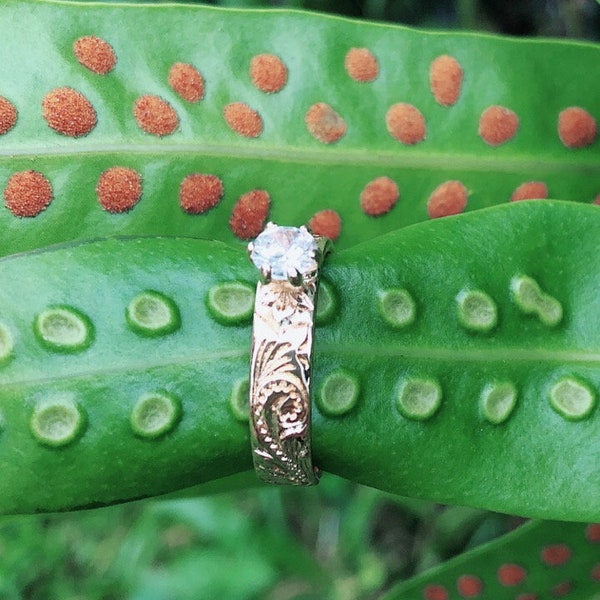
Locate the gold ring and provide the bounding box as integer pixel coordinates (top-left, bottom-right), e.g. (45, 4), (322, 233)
(248, 223), (331, 485)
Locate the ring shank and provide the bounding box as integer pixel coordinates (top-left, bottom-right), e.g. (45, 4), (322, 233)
(249, 276), (320, 485)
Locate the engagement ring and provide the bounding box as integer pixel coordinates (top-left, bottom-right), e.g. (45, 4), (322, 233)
(248, 223), (331, 485)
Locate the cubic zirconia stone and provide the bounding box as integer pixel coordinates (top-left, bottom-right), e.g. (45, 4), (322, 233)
(250, 225), (318, 280)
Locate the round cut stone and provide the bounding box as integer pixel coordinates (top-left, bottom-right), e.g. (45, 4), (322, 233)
(250, 224), (318, 280)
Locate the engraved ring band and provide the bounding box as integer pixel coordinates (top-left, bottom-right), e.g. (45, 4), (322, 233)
(248, 223), (332, 486)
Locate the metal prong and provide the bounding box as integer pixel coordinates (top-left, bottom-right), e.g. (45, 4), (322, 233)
(259, 265), (272, 284)
(315, 235), (333, 262)
(287, 268), (303, 287)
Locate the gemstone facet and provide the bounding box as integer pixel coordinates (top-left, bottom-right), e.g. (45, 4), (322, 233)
(249, 224), (318, 281)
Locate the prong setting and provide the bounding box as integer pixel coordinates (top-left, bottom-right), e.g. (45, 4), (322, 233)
(248, 224), (320, 282)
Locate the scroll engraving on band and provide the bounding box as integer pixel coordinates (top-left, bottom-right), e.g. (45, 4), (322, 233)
(250, 276), (320, 485)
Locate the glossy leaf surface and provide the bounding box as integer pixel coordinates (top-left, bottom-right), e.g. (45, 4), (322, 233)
(0, 201), (598, 518)
(0, 0), (598, 255)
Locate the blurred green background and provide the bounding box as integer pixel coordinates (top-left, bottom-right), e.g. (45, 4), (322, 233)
(137, 0), (600, 39)
(0, 475), (525, 600)
(2, 1), (598, 599)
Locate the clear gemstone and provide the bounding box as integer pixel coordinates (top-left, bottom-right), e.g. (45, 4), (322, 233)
(250, 225), (318, 280)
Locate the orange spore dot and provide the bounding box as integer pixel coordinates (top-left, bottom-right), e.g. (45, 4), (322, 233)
(96, 167), (142, 213)
(229, 190), (270, 239)
(250, 54), (287, 93)
(427, 181), (467, 219)
(497, 563), (526, 586)
(585, 523), (600, 542)
(510, 181), (548, 202)
(223, 102), (263, 138)
(457, 574), (482, 598)
(429, 55), (463, 106)
(179, 174), (224, 214)
(423, 584), (449, 600)
(541, 544), (571, 567)
(42, 87), (97, 137)
(305, 103), (346, 144)
(591, 563), (600, 581)
(386, 103), (426, 145)
(0, 96), (17, 135)
(73, 35), (116, 75)
(308, 209), (341, 241)
(360, 176), (399, 217)
(134, 95), (178, 137)
(4, 170), (53, 218)
(515, 595), (538, 600)
(168, 63), (205, 103)
(479, 105), (519, 146)
(594, 195), (600, 206)
(558, 107), (597, 148)
(344, 48), (379, 83)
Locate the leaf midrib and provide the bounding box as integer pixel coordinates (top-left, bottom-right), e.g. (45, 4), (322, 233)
(1, 344), (598, 390)
(324, 344), (600, 364)
(1, 143), (597, 174)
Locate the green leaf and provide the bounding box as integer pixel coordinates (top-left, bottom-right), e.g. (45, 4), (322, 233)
(382, 519), (600, 600)
(0, 0), (598, 256)
(316, 200), (600, 521)
(0, 200), (598, 519)
(0, 235), (254, 513)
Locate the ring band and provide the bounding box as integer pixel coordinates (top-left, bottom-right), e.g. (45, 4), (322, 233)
(248, 223), (331, 485)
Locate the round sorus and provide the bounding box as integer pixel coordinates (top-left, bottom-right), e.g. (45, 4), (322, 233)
(0, 96), (17, 135)
(229, 189), (270, 239)
(558, 107), (597, 148)
(427, 180), (468, 218)
(250, 54), (287, 93)
(308, 209), (342, 241)
(223, 102), (263, 138)
(479, 105), (519, 146)
(541, 544), (571, 567)
(429, 55), (463, 106)
(497, 563), (527, 586)
(134, 95), (179, 137)
(73, 35), (116, 75)
(585, 523), (600, 542)
(457, 574), (483, 598)
(4, 170), (53, 218)
(344, 48), (379, 83)
(510, 181), (548, 202)
(42, 87), (97, 137)
(423, 584), (449, 600)
(360, 176), (399, 217)
(96, 167), (143, 213)
(179, 174), (224, 214)
(305, 103), (346, 144)
(168, 63), (205, 103)
(386, 103), (426, 145)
